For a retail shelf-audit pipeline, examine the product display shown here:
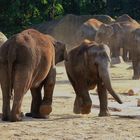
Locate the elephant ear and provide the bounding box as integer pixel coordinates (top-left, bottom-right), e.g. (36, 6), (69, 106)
(98, 24), (114, 38)
(132, 28), (140, 41)
(54, 41), (68, 63)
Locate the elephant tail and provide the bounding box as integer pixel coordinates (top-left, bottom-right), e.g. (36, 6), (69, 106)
(7, 46), (17, 99)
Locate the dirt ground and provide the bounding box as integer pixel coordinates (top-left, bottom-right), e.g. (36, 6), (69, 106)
(0, 62), (140, 140)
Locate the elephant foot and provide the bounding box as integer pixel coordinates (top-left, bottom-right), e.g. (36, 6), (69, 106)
(25, 112), (49, 119)
(25, 112), (32, 117)
(73, 106), (81, 114)
(39, 105), (52, 118)
(10, 114), (22, 122)
(81, 104), (92, 114)
(2, 115), (10, 121)
(132, 75), (140, 80)
(98, 110), (110, 117)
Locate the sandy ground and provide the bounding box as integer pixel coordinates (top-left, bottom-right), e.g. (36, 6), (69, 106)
(0, 62), (140, 140)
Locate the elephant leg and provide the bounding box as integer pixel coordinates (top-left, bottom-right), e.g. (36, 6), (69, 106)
(66, 72), (83, 114)
(123, 47), (128, 61)
(0, 66), (10, 121)
(11, 90), (24, 122)
(11, 67), (32, 122)
(132, 57), (139, 79)
(97, 81), (110, 117)
(112, 46), (120, 58)
(73, 95), (83, 114)
(76, 85), (92, 115)
(39, 67), (56, 118)
(66, 67), (92, 114)
(72, 79), (92, 114)
(25, 86), (42, 118)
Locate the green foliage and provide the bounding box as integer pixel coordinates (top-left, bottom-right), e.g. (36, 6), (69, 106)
(0, 0), (140, 37)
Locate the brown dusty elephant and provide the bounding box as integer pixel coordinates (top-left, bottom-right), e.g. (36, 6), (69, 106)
(130, 28), (140, 79)
(0, 32), (7, 47)
(95, 17), (140, 61)
(25, 35), (67, 118)
(0, 29), (65, 122)
(75, 19), (103, 44)
(64, 40), (122, 116)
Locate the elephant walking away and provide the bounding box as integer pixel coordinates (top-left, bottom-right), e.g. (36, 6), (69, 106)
(0, 29), (64, 122)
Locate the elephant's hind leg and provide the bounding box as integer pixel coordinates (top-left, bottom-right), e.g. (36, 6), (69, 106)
(0, 66), (11, 121)
(11, 68), (32, 122)
(72, 80), (92, 114)
(97, 80), (110, 117)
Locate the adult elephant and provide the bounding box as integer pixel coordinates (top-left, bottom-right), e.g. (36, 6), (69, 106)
(75, 19), (103, 44)
(65, 40), (122, 116)
(0, 32), (7, 47)
(95, 20), (140, 61)
(0, 29), (66, 122)
(26, 35), (67, 118)
(130, 28), (140, 79)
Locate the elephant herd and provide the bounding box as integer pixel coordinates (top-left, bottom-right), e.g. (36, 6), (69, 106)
(0, 14), (140, 122)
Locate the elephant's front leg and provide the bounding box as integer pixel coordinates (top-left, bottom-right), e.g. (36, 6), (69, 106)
(97, 81), (110, 117)
(132, 57), (140, 80)
(39, 67), (56, 118)
(26, 86), (42, 118)
(73, 95), (83, 114)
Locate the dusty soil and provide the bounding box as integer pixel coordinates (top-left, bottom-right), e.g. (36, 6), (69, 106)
(0, 62), (140, 140)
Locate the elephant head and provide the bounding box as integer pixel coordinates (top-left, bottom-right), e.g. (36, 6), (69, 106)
(54, 41), (68, 64)
(95, 24), (114, 45)
(76, 19), (103, 43)
(46, 34), (67, 64)
(88, 43), (122, 104)
(95, 23), (123, 58)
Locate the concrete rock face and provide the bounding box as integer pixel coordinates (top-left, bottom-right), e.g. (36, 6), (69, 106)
(0, 32), (7, 47)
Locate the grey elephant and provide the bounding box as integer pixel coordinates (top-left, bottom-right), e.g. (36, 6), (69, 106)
(75, 19), (103, 44)
(131, 28), (140, 79)
(95, 15), (140, 61)
(65, 40), (122, 116)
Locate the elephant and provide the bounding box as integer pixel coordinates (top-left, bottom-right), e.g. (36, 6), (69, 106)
(116, 14), (138, 23)
(64, 40), (122, 116)
(25, 35), (67, 118)
(75, 19), (103, 44)
(0, 29), (66, 122)
(130, 28), (140, 79)
(95, 18), (140, 62)
(0, 32), (7, 47)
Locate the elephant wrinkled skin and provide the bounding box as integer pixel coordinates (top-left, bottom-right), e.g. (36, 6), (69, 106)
(65, 40), (122, 116)
(0, 29), (63, 122)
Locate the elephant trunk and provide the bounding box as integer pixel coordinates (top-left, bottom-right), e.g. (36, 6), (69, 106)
(98, 63), (123, 104)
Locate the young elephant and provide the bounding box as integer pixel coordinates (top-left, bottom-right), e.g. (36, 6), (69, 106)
(65, 40), (122, 116)
(0, 29), (60, 122)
